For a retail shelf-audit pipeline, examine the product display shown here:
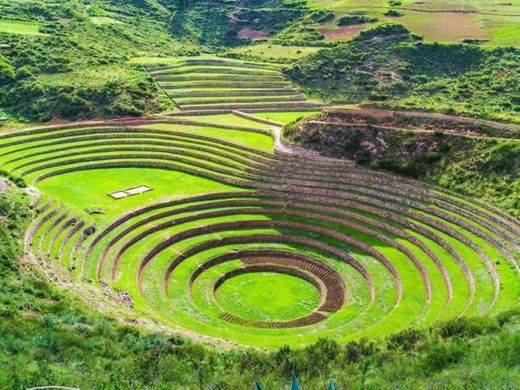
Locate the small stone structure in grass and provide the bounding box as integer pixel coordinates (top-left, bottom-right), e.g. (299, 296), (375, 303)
(109, 185), (152, 200)
(27, 387), (80, 390)
(0, 179), (7, 194)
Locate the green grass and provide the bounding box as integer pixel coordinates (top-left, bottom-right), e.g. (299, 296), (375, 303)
(1, 56), (518, 350)
(0, 0), (518, 382)
(252, 111), (320, 124)
(37, 66), (140, 87)
(5, 119), (518, 348)
(0, 19), (44, 35)
(144, 56), (320, 113)
(90, 16), (123, 25)
(130, 55), (281, 69)
(175, 114), (274, 130)
(225, 44), (322, 62)
(2, 181), (520, 386)
(215, 272), (321, 322)
(481, 15), (520, 47)
(136, 122), (275, 152)
(175, 95), (304, 104)
(36, 168), (236, 223)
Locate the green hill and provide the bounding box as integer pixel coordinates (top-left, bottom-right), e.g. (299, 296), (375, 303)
(286, 24), (520, 124)
(0, 1), (518, 389)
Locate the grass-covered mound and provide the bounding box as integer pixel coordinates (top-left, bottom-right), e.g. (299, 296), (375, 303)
(286, 24), (520, 124)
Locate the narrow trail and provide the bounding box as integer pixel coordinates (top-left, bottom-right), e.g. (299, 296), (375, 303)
(306, 120), (520, 142)
(238, 111), (329, 158)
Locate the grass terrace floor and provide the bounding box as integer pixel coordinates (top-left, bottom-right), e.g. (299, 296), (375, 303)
(137, 56), (325, 115)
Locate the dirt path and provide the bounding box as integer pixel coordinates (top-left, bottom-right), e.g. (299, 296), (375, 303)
(307, 120), (520, 142)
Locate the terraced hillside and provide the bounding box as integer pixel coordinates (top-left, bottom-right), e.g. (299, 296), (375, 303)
(145, 57), (324, 114)
(2, 109), (519, 348)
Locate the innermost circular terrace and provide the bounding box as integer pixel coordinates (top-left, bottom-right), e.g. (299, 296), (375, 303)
(214, 269), (321, 323)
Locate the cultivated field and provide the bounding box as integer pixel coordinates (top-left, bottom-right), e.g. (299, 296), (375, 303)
(308, 0), (520, 46)
(1, 57), (519, 348)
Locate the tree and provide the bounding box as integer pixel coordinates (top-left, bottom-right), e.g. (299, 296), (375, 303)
(0, 55), (15, 84)
(305, 338), (340, 387)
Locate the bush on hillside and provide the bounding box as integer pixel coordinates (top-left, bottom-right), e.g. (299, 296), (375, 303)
(308, 9), (335, 23)
(385, 9), (404, 17)
(0, 55), (15, 84)
(356, 23), (414, 41)
(388, 328), (426, 351)
(271, 24), (328, 46)
(337, 14), (378, 26)
(437, 317), (500, 339)
(5, 66), (170, 121)
(422, 341), (468, 373)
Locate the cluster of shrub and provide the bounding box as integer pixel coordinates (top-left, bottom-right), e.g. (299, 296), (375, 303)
(337, 14), (378, 27)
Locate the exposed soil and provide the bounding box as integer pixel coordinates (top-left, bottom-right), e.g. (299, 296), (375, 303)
(317, 25), (364, 41)
(237, 27), (269, 40)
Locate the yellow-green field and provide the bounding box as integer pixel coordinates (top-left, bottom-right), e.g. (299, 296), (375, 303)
(0, 19), (44, 35)
(308, 0), (520, 46)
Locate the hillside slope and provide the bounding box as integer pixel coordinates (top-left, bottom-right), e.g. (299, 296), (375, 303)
(0, 0), (194, 121)
(169, 0), (311, 47)
(285, 109), (520, 217)
(286, 24), (520, 124)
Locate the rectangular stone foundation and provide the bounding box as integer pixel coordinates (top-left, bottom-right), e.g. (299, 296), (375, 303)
(109, 185), (152, 200)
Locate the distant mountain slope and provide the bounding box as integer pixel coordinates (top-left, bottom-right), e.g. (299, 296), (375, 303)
(0, 0), (193, 121)
(286, 24), (520, 124)
(169, 0), (311, 47)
